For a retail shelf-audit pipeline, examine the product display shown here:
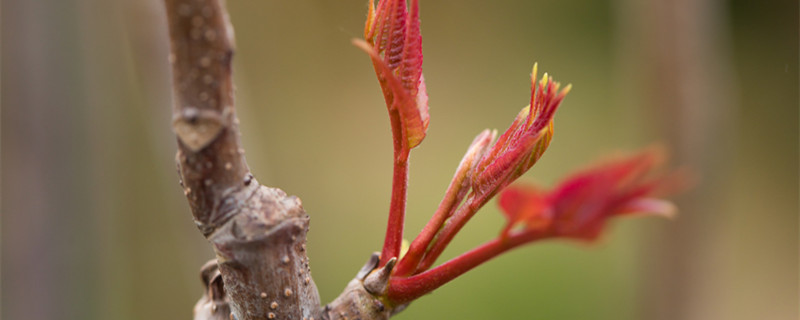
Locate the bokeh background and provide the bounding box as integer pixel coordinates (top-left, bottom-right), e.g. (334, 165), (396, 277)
(3, 0), (797, 319)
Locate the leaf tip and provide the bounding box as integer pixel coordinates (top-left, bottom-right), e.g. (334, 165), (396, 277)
(562, 83), (573, 95)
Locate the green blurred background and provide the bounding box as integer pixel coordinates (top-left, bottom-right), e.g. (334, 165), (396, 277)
(2, 0), (797, 319)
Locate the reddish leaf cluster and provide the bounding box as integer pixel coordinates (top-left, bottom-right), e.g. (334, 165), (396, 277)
(472, 66), (570, 200)
(354, 0), (684, 308)
(391, 66), (571, 279)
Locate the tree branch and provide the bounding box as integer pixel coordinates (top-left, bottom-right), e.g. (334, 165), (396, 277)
(164, 1), (322, 319)
(165, 0), (245, 231)
(164, 1), (419, 318)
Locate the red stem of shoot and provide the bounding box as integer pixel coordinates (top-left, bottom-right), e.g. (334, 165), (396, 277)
(415, 192), (489, 272)
(388, 230), (548, 304)
(394, 174), (465, 276)
(381, 111), (410, 267)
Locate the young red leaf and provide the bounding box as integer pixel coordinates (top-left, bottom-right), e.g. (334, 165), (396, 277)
(498, 148), (678, 241)
(358, 0), (428, 150)
(497, 184), (551, 238)
(472, 65), (570, 199)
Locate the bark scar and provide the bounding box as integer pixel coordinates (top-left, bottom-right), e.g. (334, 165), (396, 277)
(173, 107), (229, 152)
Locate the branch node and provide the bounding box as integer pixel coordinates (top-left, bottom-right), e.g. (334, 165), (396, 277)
(364, 257), (396, 295)
(356, 252), (381, 280)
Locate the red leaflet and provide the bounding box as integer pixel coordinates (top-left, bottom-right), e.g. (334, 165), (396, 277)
(497, 184), (551, 238)
(499, 148), (677, 241)
(472, 66), (570, 200)
(356, 0), (428, 150)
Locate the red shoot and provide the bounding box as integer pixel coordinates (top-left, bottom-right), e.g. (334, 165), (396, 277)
(407, 66), (571, 274)
(386, 148), (681, 304)
(353, 0), (683, 308)
(355, 0), (429, 267)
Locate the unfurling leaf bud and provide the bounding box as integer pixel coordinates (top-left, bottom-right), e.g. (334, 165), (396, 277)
(357, 0), (428, 150)
(472, 65), (570, 200)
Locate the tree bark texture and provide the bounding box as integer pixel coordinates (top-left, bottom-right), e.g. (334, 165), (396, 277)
(163, 1), (394, 319)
